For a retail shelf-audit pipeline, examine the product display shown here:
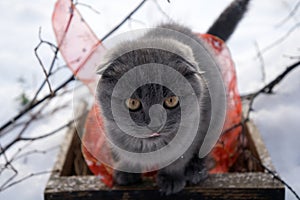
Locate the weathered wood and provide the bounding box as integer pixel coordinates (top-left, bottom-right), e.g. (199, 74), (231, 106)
(246, 120), (276, 172)
(45, 173), (284, 200)
(44, 104), (285, 200)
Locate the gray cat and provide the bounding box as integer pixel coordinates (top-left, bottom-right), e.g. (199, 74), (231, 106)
(96, 0), (250, 195)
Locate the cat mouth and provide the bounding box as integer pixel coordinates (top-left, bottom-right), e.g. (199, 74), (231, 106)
(149, 132), (160, 138)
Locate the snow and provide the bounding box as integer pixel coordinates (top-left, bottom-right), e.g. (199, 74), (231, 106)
(0, 0), (299, 199)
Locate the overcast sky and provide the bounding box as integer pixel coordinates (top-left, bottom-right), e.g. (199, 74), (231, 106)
(0, 0), (300, 199)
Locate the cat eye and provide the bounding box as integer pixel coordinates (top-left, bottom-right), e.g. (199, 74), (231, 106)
(163, 96), (179, 109)
(125, 98), (142, 111)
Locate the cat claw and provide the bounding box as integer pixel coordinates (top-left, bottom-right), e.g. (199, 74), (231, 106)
(185, 157), (208, 185)
(157, 173), (186, 195)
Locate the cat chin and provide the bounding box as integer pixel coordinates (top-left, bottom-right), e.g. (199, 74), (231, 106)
(113, 135), (169, 153)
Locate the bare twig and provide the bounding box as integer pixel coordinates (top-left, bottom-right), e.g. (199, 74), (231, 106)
(74, 1), (101, 15)
(0, 117), (69, 155)
(0, 0), (149, 133)
(0, 75), (74, 133)
(12, 145), (60, 163)
(33, 27), (61, 96)
(31, 28), (59, 106)
(261, 22), (300, 55)
(0, 170), (58, 192)
(128, 17), (147, 29)
(100, 0), (148, 41)
(276, 0), (300, 27)
(152, 0), (173, 21)
(0, 144), (18, 186)
(20, 120), (74, 141)
(234, 60), (300, 199)
(283, 54), (300, 59)
(223, 60), (300, 137)
(242, 60), (300, 99)
(0, 103), (68, 137)
(0, 142), (33, 174)
(0, 102), (48, 155)
(254, 41), (266, 84)
(250, 153), (300, 200)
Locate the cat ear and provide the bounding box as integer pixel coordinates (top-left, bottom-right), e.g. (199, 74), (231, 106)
(177, 57), (205, 77)
(196, 70), (206, 75)
(96, 51), (115, 75)
(170, 40), (205, 76)
(96, 58), (112, 75)
(96, 63), (110, 75)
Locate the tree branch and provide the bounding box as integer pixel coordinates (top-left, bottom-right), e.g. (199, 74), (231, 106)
(100, 0), (148, 41)
(0, 0), (149, 133)
(242, 60), (300, 99)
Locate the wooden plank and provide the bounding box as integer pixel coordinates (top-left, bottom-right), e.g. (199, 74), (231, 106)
(246, 120), (276, 172)
(46, 188), (284, 200)
(48, 102), (88, 178)
(45, 173), (284, 200)
(242, 101), (275, 171)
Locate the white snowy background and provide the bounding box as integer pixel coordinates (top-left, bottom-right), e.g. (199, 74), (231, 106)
(0, 0), (299, 199)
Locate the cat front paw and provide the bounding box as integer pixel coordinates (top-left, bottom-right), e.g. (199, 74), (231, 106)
(185, 156), (208, 184)
(114, 170), (142, 185)
(157, 172), (186, 195)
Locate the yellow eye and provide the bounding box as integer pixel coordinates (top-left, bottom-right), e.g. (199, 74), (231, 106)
(164, 96), (179, 108)
(125, 98), (141, 111)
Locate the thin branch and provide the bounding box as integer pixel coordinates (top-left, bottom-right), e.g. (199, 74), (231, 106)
(12, 145), (60, 162)
(34, 28), (55, 96)
(100, 0), (148, 41)
(23, 110), (87, 142)
(283, 54), (300, 59)
(128, 17), (147, 29)
(0, 119), (70, 156)
(152, 0), (174, 22)
(0, 144), (18, 186)
(0, 0), (148, 133)
(242, 60), (300, 99)
(0, 102), (48, 156)
(0, 170), (58, 192)
(235, 60), (300, 199)
(34, 43), (53, 95)
(31, 28), (59, 106)
(224, 60), (300, 137)
(0, 142), (33, 174)
(0, 75), (75, 133)
(254, 41), (266, 84)
(222, 121), (243, 135)
(261, 22), (300, 55)
(20, 120), (74, 141)
(250, 154), (300, 200)
(276, 0), (300, 27)
(0, 102), (68, 137)
(74, 1), (101, 15)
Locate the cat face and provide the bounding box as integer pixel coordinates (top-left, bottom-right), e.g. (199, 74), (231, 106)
(125, 83), (181, 137)
(97, 48), (203, 154)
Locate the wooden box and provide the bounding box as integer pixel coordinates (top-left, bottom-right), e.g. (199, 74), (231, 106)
(44, 105), (285, 200)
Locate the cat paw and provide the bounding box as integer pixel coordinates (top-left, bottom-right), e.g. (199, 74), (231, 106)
(185, 156), (208, 184)
(114, 170), (142, 185)
(157, 172), (186, 195)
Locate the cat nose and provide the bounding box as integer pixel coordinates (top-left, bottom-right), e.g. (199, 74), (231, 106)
(147, 104), (166, 132)
(148, 124), (163, 132)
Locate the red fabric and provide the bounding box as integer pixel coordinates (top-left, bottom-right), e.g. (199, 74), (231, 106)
(200, 34), (242, 173)
(52, 0), (104, 92)
(52, 0), (243, 187)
